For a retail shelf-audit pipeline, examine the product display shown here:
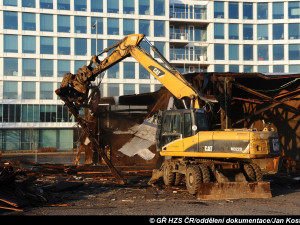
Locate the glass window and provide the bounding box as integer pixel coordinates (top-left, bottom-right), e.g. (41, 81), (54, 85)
(91, 17), (103, 34)
(22, 59), (36, 76)
(214, 1), (224, 18)
(194, 5), (206, 19)
(91, 0), (103, 12)
(4, 11), (18, 30)
(243, 3), (253, 19)
(124, 0), (135, 14)
(40, 82), (53, 99)
(75, 38), (87, 56)
(243, 24), (253, 40)
(57, 0), (70, 10)
(257, 24), (268, 40)
(139, 84), (150, 94)
(257, 3), (268, 20)
(273, 2), (284, 19)
(194, 27), (207, 41)
(107, 40), (118, 54)
(22, 36), (36, 54)
(171, 4), (187, 19)
(154, 21), (165, 37)
(21, 105), (40, 122)
(289, 44), (300, 60)
(4, 58), (18, 76)
(39, 129), (56, 145)
(22, 82), (36, 99)
(289, 23), (300, 39)
(22, 13), (36, 31)
(107, 18), (119, 35)
(273, 65), (285, 73)
(139, 0), (150, 15)
(229, 65), (239, 72)
(154, 0), (165, 16)
(57, 15), (70, 33)
(273, 45), (284, 60)
(22, 0), (35, 8)
(107, 84), (119, 97)
(91, 39), (103, 55)
(75, 16), (87, 33)
(214, 44), (224, 60)
(215, 65), (225, 72)
(139, 20), (150, 36)
(124, 84), (135, 95)
(154, 42), (166, 58)
(4, 35), (18, 53)
(57, 60), (70, 77)
(139, 64), (150, 79)
(229, 44), (239, 60)
(289, 65), (300, 72)
(4, 0), (17, 6)
(107, 0), (119, 13)
(289, 2), (300, 19)
(3, 82), (18, 99)
(40, 60), (53, 77)
(273, 24), (284, 40)
(124, 62), (135, 79)
(243, 45), (253, 61)
(75, 0), (86, 11)
(107, 64), (119, 78)
(123, 19), (135, 35)
(40, 0), (53, 9)
(40, 37), (53, 54)
(40, 14), (53, 32)
(258, 45), (269, 61)
(214, 23), (224, 39)
(229, 24), (238, 40)
(74, 60), (86, 73)
(244, 65), (253, 73)
(229, 2), (239, 19)
(57, 37), (70, 55)
(258, 66), (269, 73)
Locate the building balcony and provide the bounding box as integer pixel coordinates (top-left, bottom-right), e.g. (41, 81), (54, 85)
(170, 53), (207, 63)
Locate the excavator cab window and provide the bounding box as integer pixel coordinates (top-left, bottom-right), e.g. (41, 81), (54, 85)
(160, 112), (182, 146)
(194, 111), (209, 132)
(184, 113), (192, 138)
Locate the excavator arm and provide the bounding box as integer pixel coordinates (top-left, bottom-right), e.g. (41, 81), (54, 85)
(56, 33), (212, 109)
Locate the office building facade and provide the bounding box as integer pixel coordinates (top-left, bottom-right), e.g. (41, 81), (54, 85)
(0, 0), (299, 151)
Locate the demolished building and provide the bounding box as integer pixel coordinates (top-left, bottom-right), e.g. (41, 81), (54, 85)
(78, 72), (300, 175)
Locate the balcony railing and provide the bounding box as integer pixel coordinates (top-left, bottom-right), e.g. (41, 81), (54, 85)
(170, 53), (207, 61)
(169, 11), (207, 20)
(170, 32), (189, 40)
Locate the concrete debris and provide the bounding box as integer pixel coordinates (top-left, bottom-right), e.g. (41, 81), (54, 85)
(118, 137), (155, 160)
(118, 116), (157, 160)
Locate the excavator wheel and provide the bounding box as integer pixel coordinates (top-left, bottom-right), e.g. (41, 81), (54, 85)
(186, 165), (202, 195)
(174, 173), (184, 186)
(163, 161), (175, 186)
(242, 163), (256, 181)
(198, 164), (211, 183)
(250, 163), (263, 181)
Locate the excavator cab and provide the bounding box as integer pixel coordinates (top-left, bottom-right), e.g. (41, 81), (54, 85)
(157, 109), (209, 150)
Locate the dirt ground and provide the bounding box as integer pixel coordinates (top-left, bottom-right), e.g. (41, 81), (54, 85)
(1, 168), (300, 216)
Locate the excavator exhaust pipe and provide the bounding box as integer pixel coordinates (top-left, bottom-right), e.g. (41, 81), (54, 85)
(197, 182), (272, 200)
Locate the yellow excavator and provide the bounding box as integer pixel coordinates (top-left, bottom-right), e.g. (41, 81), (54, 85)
(56, 34), (281, 200)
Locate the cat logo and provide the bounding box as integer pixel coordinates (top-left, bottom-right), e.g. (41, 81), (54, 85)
(148, 66), (165, 77)
(205, 146), (213, 151)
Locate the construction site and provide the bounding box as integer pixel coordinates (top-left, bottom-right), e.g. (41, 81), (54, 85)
(1, 34), (300, 216)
